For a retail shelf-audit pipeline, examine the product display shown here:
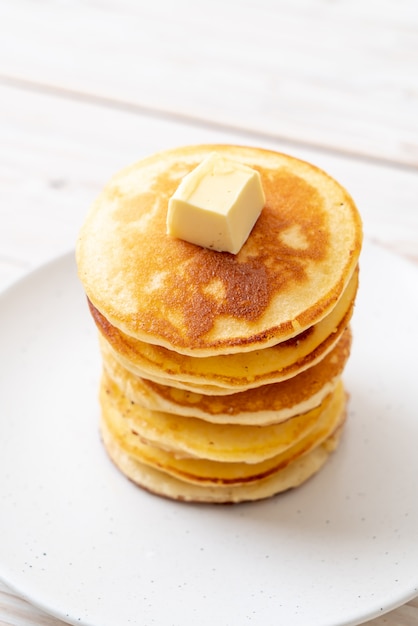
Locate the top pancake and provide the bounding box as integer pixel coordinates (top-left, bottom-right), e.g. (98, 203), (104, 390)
(76, 145), (362, 356)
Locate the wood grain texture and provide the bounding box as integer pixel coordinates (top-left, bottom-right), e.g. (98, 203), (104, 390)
(1, 81), (417, 292)
(0, 0), (417, 166)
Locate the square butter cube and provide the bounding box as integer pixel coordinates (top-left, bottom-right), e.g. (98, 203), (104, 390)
(166, 152), (265, 254)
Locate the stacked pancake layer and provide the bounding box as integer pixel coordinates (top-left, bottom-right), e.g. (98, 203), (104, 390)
(76, 145), (362, 503)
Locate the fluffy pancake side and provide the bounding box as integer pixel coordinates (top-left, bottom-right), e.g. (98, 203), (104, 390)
(99, 380), (346, 485)
(101, 327), (352, 425)
(101, 422), (344, 504)
(100, 371), (341, 463)
(92, 266), (357, 393)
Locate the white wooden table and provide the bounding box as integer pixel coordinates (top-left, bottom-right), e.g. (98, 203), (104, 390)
(1, 1), (417, 624)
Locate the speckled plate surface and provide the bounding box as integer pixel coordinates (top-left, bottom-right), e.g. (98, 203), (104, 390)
(0, 241), (417, 626)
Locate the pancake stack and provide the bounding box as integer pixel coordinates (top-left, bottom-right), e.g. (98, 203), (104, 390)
(76, 145), (362, 503)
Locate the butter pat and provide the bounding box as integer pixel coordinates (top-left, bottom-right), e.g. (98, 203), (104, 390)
(166, 152), (265, 254)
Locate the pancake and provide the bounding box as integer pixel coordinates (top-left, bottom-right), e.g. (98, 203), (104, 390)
(101, 327), (352, 426)
(101, 420), (344, 503)
(77, 144), (362, 503)
(76, 145), (362, 357)
(100, 380), (346, 485)
(92, 266), (357, 393)
(100, 370), (340, 463)
(100, 384), (346, 503)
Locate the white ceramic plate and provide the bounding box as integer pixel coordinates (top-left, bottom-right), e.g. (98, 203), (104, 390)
(0, 240), (417, 626)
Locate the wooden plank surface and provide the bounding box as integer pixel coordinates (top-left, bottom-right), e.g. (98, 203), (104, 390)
(1, 81), (417, 288)
(0, 0), (417, 167)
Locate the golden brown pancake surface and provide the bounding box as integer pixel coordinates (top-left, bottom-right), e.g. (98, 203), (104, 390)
(76, 145), (362, 356)
(92, 266), (357, 392)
